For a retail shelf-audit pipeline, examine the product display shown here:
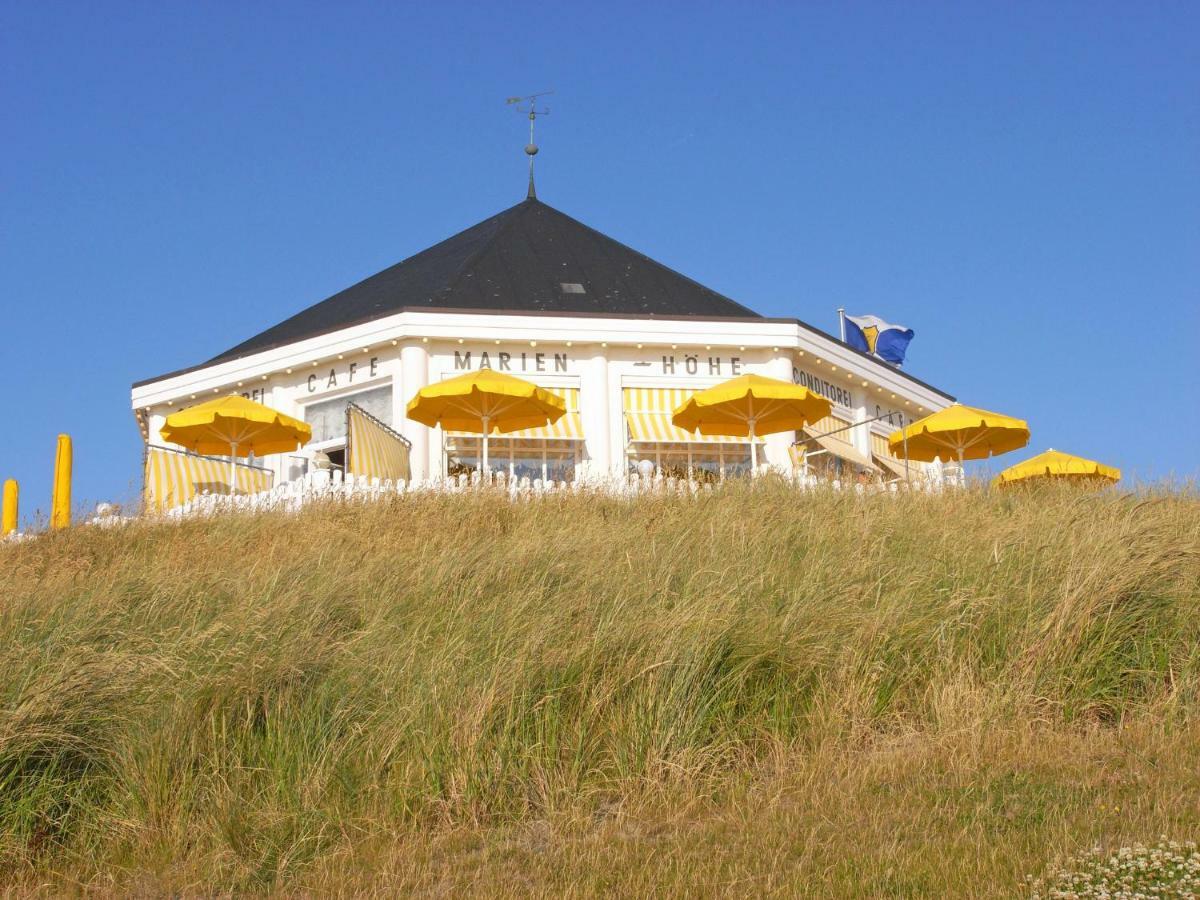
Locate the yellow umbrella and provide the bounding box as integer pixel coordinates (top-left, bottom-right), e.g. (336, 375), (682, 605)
(406, 369), (566, 476)
(671, 374), (832, 474)
(888, 403), (1029, 475)
(160, 394), (312, 493)
(993, 449), (1120, 488)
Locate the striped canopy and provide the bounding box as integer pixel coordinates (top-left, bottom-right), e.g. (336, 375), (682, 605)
(625, 387), (747, 444)
(346, 404), (411, 482)
(144, 445), (272, 513)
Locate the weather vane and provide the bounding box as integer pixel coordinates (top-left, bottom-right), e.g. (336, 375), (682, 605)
(506, 91), (553, 199)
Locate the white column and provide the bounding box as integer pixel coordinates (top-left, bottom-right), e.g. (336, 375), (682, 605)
(148, 412), (166, 447)
(399, 342), (430, 480)
(609, 354), (627, 478)
(580, 350), (611, 481)
(763, 353), (794, 472)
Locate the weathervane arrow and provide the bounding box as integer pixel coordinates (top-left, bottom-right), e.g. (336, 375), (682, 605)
(507, 91), (553, 199)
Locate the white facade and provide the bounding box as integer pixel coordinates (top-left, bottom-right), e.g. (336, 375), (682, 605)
(131, 309), (953, 483)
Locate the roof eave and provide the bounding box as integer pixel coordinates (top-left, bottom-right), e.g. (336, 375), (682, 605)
(131, 306), (953, 402)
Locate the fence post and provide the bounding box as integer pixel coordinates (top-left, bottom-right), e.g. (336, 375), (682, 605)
(51, 434), (72, 530)
(2, 479), (17, 536)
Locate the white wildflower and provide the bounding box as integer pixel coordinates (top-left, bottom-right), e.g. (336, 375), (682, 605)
(1026, 838), (1200, 899)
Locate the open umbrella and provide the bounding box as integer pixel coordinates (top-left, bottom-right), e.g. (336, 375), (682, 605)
(160, 394), (312, 494)
(888, 402), (1029, 479)
(671, 374), (832, 474)
(993, 449), (1120, 488)
(406, 370), (566, 478)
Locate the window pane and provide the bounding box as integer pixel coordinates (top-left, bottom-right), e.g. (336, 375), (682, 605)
(690, 447), (723, 483)
(447, 436), (480, 477)
(724, 446), (752, 477)
(545, 453), (575, 482)
(304, 386), (392, 443)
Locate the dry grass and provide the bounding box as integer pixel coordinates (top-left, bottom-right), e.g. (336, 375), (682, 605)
(1, 482), (1198, 897)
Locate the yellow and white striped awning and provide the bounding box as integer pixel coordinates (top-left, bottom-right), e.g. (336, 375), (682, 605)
(144, 445), (273, 514)
(797, 425), (878, 471)
(874, 453), (914, 480)
(623, 387), (750, 444)
(447, 387), (583, 440)
(347, 404), (411, 481)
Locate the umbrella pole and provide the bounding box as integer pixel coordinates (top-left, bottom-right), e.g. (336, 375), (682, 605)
(748, 418), (757, 476)
(958, 447), (965, 487)
(748, 396), (756, 477)
(481, 415), (490, 484)
(229, 440), (238, 496)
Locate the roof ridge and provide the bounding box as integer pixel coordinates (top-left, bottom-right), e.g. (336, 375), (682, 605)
(435, 198), (534, 303)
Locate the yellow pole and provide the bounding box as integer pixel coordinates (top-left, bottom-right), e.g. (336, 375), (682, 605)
(2, 479), (17, 537)
(51, 434), (72, 530)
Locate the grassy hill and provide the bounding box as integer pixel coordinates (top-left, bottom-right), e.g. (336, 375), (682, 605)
(1, 484), (1198, 896)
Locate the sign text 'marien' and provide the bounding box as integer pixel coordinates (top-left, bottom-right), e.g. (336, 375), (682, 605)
(454, 350), (569, 373)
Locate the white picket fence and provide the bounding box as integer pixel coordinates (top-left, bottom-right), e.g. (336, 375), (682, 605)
(4, 467), (961, 536)
(98, 466), (948, 524)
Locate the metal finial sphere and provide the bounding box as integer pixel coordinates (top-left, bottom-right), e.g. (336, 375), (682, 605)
(525, 143), (538, 156)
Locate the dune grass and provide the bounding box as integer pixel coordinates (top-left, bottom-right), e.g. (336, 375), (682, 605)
(0, 482), (1198, 896)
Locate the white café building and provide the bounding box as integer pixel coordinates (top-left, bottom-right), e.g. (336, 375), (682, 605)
(131, 195), (954, 487)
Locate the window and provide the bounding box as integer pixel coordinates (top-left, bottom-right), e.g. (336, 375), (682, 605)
(627, 442), (753, 481)
(304, 386), (392, 444)
(446, 437), (581, 482)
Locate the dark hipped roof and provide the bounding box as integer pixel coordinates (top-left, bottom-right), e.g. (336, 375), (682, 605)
(209, 197), (761, 364)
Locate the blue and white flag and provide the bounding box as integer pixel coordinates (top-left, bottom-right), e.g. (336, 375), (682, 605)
(844, 314), (914, 366)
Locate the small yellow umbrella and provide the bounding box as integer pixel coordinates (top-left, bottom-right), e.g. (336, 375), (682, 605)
(888, 403), (1029, 475)
(160, 394), (312, 493)
(406, 369), (566, 476)
(993, 449), (1121, 488)
(671, 374), (832, 474)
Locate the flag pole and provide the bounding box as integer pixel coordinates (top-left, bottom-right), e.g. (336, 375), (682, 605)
(837, 308), (847, 342)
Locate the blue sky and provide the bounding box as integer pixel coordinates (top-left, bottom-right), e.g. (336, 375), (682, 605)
(2, 2), (1196, 522)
